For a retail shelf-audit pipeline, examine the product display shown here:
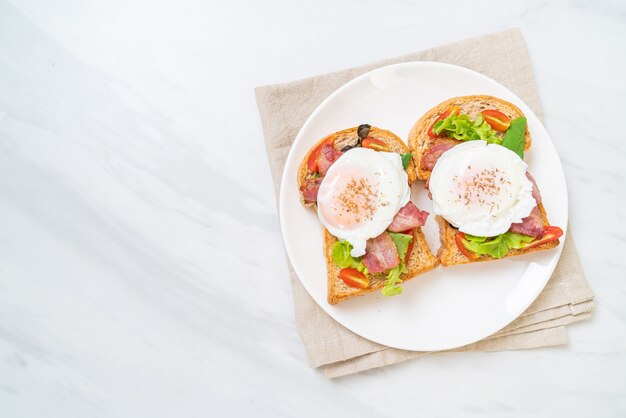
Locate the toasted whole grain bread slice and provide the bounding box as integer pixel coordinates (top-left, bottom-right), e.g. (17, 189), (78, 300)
(298, 126), (417, 209)
(297, 125), (437, 304)
(436, 203), (559, 267)
(408, 95), (531, 181)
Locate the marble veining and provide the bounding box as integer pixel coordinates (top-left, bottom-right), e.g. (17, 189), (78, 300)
(0, 0), (625, 416)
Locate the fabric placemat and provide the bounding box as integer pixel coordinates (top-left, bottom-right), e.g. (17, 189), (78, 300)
(255, 28), (595, 378)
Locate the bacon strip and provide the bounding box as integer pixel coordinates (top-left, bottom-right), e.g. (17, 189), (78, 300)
(424, 177), (432, 200)
(509, 206), (545, 238)
(387, 202), (429, 232)
(508, 172), (544, 238)
(420, 139), (461, 171)
(526, 172), (542, 204)
(362, 232), (400, 274)
(301, 177), (322, 203)
(317, 145), (343, 176)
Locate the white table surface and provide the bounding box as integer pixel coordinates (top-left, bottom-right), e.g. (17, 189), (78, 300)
(1, 1), (625, 417)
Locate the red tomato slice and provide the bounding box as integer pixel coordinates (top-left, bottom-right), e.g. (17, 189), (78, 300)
(522, 226), (563, 249)
(403, 228), (416, 265)
(307, 136), (335, 172)
(428, 106), (460, 138)
(481, 109), (511, 132)
(339, 268), (369, 289)
(361, 137), (390, 152)
(455, 232), (480, 260)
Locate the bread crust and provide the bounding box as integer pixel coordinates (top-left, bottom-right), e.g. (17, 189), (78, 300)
(297, 125), (437, 304)
(408, 95), (531, 181)
(436, 203), (560, 267)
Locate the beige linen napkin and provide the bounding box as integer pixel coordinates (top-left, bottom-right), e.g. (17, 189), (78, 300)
(255, 28), (595, 378)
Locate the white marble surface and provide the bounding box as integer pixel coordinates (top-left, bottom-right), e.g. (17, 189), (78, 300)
(0, 0), (624, 416)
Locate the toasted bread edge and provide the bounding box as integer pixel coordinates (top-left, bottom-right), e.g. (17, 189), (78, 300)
(436, 203), (560, 267)
(408, 95), (532, 181)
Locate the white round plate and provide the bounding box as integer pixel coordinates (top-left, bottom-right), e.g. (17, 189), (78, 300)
(279, 62), (568, 351)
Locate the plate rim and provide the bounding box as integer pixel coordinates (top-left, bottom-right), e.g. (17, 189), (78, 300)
(278, 61), (568, 351)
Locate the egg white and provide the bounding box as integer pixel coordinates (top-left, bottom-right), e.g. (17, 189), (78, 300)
(429, 140), (535, 237)
(317, 148), (410, 257)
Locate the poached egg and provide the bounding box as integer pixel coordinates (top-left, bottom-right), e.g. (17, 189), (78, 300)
(317, 148), (410, 257)
(429, 140), (535, 237)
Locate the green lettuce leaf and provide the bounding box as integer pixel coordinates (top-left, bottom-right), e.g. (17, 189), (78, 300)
(382, 265), (403, 296)
(400, 153), (412, 169)
(382, 232), (413, 296)
(463, 232), (535, 258)
(388, 232), (412, 260)
(501, 117), (527, 159)
(331, 240), (368, 274)
(433, 113), (502, 144)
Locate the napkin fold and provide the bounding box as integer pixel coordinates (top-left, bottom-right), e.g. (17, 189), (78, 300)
(255, 28), (595, 378)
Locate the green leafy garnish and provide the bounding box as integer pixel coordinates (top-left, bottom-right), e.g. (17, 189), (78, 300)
(382, 265), (404, 296)
(382, 232), (413, 296)
(433, 113), (502, 144)
(501, 117), (527, 159)
(462, 232), (535, 258)
(388, 232), (413, 260)
(331, 240), (368, 274)
(400, 153), (412, 170)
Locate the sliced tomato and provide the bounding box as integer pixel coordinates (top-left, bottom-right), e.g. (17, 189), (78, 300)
(481, 109), (511, 132)
(522, 226), (563, 249)
(361, 137), (390, 152)
(339, 268), (369, 289)
(402, 228), (416, 265)
(428, 106), (460, 138)
(307, 136), (335, 172)
(455, 232), (480, 260)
